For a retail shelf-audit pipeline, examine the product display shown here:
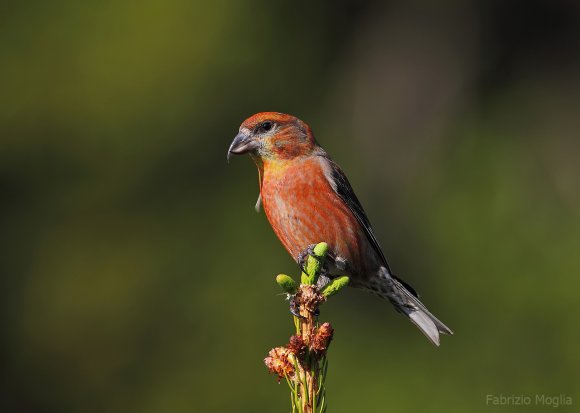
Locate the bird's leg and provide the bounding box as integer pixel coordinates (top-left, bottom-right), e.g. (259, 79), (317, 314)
(297, 244), (338, 276)
(289, 294), (305, 319)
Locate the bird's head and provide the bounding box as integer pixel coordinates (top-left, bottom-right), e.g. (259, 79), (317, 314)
(228, 112), (319, 163)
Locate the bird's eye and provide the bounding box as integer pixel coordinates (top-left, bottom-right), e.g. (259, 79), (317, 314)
(259, 121), (273, 133)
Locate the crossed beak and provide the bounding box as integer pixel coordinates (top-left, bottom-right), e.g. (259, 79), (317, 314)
(227, 130), (259, 162)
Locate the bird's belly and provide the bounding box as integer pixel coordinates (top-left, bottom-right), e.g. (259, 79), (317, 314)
(261, 168), (367, 275)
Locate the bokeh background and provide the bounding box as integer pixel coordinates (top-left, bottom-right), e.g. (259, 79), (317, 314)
(2, 0), (579, 412)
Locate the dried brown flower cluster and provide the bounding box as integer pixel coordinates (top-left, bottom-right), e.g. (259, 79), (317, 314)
(287, 335), (307, 356)
(310, 322), (334, 355)
(294, 284), (326, 314)
(264, 346), (295, 381)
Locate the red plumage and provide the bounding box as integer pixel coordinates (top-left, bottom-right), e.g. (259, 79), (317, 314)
(260, 156), (378, 280)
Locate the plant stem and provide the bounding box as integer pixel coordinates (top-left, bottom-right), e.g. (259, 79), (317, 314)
(266, 242), (348, 413)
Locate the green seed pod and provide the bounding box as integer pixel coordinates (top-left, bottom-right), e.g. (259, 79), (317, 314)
(276, 274), (297, 294)
(312, 242), (328, 258)
(321, 276), (350, 297)
(303, 242), (328, 285)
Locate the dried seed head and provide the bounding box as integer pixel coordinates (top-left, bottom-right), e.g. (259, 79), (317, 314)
(264, 347), (295, 381)
(287, 335), (307, 356)
(310, 322), (334, 355)
(296, 284), (325, 314)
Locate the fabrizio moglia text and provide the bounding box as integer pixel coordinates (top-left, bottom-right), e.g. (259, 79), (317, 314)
(486, 394), (572, 408)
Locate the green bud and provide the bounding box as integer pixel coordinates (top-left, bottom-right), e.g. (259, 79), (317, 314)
(276, 274), (297, 294)
(321, 276), (349, 297)
(301, 270), (311, 285)
(312, 242), (328, 258)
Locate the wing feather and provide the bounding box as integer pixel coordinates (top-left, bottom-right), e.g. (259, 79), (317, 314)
(322, 157), (392, 274)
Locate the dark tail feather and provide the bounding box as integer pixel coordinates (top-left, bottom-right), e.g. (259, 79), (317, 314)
(377, 268), (453, 346)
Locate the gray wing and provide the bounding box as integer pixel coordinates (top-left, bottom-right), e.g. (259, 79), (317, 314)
(325, 159), (392, 274)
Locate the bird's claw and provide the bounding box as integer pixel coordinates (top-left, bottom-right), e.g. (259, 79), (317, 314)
(297, 244), (318, 274)
(298, 244), (338, 276)
(289, 295), (305, 319)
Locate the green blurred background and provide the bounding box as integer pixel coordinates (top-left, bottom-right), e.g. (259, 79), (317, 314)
(2, 0), (579, 411)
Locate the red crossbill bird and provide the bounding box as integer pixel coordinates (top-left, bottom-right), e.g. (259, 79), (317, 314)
(228, 112), (452, 346)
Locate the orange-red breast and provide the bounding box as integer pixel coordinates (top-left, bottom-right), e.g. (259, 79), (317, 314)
(228, 112), (452, 345)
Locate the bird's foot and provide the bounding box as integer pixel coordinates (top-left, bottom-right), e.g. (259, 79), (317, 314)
(289, 295), (305, 319)
(297, 244), (335, 276)
(297, 244), (318, 274)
